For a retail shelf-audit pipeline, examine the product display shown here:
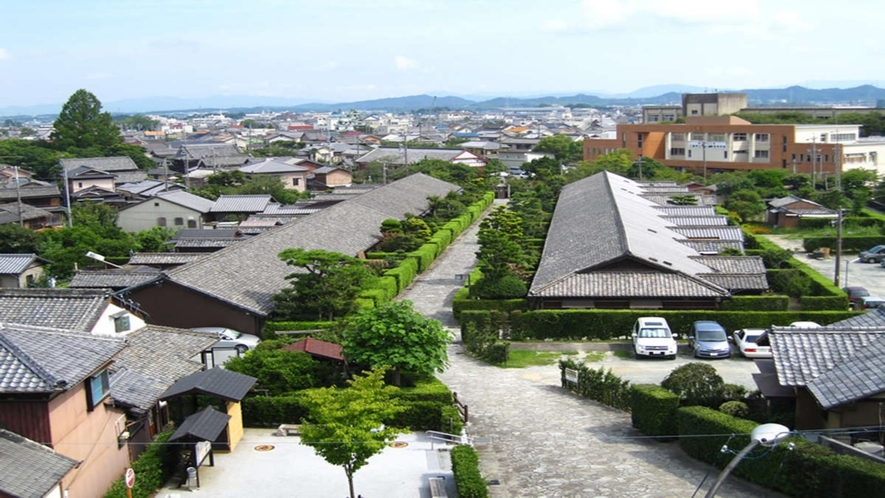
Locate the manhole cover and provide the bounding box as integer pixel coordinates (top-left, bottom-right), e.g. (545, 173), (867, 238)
(389, 441), (408, 448)
(254, 444), (275, 452)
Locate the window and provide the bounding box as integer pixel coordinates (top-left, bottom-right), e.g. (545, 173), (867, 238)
(157, 217), (167, 226)
(734, 150), (748, 155)
(87, 370), (110, 410)
(754, 150), (770, 158)
(113, 314), (130, 333)
(78, 182), (83, 188)
(831, 133), (857, 141)
(687, 150), (692, 158)
(637, 133), (643, 148)
(691, 133), (706, 141)
(691, 110), (698, 115)
(648, 115), (659, 122)
(669, 148), (685, 156)
(293, 178), (300, 186)
(754, 133), (769, 142)
(708, 133), (725, 142)
(663, 114), (676, 121)
(187, 219), (197, 228)
(154, 202), (160, 207)
(671, 133), (685, 141)
(174, 217), (184, 226)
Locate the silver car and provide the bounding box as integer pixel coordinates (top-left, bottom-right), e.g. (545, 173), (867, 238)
(687, 321), (731, 359)
(191, 327), (261, 354)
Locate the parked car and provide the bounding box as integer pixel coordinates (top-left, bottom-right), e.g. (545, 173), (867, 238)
(191, 326), (261, 354)
(731, 328), (772, 359)
(687, 321), (732, 359)
(859, 245), (885, 263)
(843, 286), (870, 309)
(787, 321), (821, 328)
(858, 295), (885, 310)
(631, 317), (678, 359)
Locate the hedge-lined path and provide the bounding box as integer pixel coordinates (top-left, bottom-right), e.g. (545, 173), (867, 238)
(398, 200), (782, 498)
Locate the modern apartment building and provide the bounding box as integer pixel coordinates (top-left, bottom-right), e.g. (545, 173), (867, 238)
(583, 116), (885, 177)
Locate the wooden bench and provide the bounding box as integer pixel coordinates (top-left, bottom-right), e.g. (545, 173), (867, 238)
(276, 424), (302, 436)
(428, 476), (448, 498)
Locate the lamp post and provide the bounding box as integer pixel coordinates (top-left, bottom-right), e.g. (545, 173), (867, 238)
(704, 423), (791, 498)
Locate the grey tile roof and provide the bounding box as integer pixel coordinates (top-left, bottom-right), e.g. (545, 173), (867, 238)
(662, 216), (728, 226)
(69, 166), (115, 179)
(169, 406), (231, 442)
(671, 227), (744, 241)
(0, 323), (126, 393)
(109, 325), (217, 411)
(654, 206), (717, 216)
(160, 367), (256, 402)
(355, 147), (468, 165)
(173, 229), (246, 240)
(164, 173), (459, 316)
(698, 274), (769, 291)
(0, 429), (78, 498)
(69, 268), (161, 290)
(111, 170), (149, 184)
(173, 239), (243, 249)
(0, 289), (111, 330)
(691, 256), (766, 274)
(828, 307), (885, 328)
(768, 195), (807, 208)
(210, 195), (273, 213)
(643, 194), (717, 206)
(0, 185), (60, 200)
(0, 203), (55, 225)
(59, 156), (139, 172)
(154, 190), (216, 213)
(769, 327), (885, 409)
(238, 158), (309, 174)
(530, 171), (750, 299)
(679, 240), (744, 253)
(530, 272), (726, 298)
(128, 253), (207, 266)
(0, 254), (45, 275)
(174, 144), (242, 160)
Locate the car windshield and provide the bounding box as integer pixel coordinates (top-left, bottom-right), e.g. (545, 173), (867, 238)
(697, 330), (726, 341)
(745, 334), (761, 343)
(639, 328), (670, 338)
(221, 329), (241, 340)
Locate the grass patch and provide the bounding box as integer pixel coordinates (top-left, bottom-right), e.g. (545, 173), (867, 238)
(582, 351), (606, 362)
(613, 349), (634, 359)
(501, 350), (567, 368)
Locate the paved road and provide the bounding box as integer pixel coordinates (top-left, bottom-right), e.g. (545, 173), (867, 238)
(399, 202), (779, 498)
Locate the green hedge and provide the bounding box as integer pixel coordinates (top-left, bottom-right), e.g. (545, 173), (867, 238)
(559, 359), (631, 411)
(804, 236), (885, 253)
(104, 431), (177, 498)
(720, 295), (789, 311)
(800, 295), (849, 310)
(799, 216), (884, 231)
(242, 393), (310, 427)
(431, 228), (453, 249)
(677, 406), (885, 497)
(453, 297), (528, 321)
(630, 384), (679, 438)
(366, 251), (398, 260)
(407, 245), (436, 273)
(358, 288), (388, 308)
(451, 445), (489, 498)
(384, 257), (418, 292)
(264, 321), (335, 333)
(356, 297), (375, 309)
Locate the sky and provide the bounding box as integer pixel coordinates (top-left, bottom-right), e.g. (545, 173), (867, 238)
(1, 0), (884, 109)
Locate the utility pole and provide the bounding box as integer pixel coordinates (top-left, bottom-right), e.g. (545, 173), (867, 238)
(13, 165), (23, 226)
(62, 167), (73, 227)
(834, 207), (843, 287)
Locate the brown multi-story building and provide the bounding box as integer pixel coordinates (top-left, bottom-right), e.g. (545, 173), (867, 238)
(584, 116), (885, 178)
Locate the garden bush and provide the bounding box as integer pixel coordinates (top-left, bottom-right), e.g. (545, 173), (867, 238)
(104, 431), (178, 498)
(559, 359), (631, 411)
(804, 236), (885, 253)
(630, 384), (679, 437)
(718, 400), (749, 418)
(661, 363), (725, 408)
(407, 245), (436, 272)
(720, 295), (789, 311)
(451, 445), (488, 498)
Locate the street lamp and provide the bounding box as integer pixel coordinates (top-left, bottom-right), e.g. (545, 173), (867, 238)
(704, 423), (791, 498)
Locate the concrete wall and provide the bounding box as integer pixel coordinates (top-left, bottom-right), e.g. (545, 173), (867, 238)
(70, 177), (114, 193)
(49, 382), (130, 498)
(118, 198), (204, 233)
(89, 303), (146, 336)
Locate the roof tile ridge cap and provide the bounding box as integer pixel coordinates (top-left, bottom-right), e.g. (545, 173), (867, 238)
(0, 328), (61, 389)
(602, 171), (631, 256)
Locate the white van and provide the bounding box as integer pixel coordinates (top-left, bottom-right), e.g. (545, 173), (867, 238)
(631, 317), (678, 359)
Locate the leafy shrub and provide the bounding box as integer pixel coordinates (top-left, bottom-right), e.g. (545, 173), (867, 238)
(630, 384), (679, 438)
(225, 349), (337, 395)
(720, 383), (748, 402)
(560, 359), (631, 411)
(472, 274), (527, 299)
(661, 363), (725, 407)
(104, 431), (177, 498)
(718, 400), (749, 418)
(451, 445), (489, 498)
(720, 295), (789, 311)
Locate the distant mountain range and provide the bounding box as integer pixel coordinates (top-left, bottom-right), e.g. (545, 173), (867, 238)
(2, 85), (884, 118)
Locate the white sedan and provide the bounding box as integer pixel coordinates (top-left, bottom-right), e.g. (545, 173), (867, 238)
(731, 329), (772, 359)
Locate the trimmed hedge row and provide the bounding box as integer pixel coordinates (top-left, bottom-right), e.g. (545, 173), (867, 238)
(677, 406), (885, 497)
(799, 216), (884, 230)
(463, 309), (858, 341)
(104, 431), (177, 498)
(559, 359), (632, 411)
(804, 236), (885, 253)
(719, 295), (789, 311)
(384, 257), (419, 293)
(451, 445), (489, 498)
(630, 384), (679, 438)
(264, 321), (335, 333)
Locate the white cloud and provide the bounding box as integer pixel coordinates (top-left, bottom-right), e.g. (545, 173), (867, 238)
(395, 56), (417, 70)
(0, 48), (9, 60)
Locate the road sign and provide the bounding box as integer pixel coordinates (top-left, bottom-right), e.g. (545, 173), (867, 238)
(125, 468), (136, 489)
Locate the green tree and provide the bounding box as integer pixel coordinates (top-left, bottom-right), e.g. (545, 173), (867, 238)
(723, 189), (766, 222)
(272, 249), (371, 320)
(401, 216), (431, 242)
(134, 226), (176, 252)
(0, 139), (68, 180)
(840, 169), (877, 214)
(299, 367), (406, 498)
(51, 89), (122, 151)
(0, 224), (42, 253)
(533, 135), (582, 163)
(712, 171), (755, 197)
(661, 363), (725, 407)
(225, 347), (334, 395)
(341, 301), (449, 386)
(480, 205), (523, 243)
(522, 156), (562, 180)
(116, 114), (159, 131)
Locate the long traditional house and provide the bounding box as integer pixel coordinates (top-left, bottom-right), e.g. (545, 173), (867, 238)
(120, 173), (460, 335)
(528, 171), (767, 309)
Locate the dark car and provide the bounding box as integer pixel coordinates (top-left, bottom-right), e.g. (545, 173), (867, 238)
(687, 320), (732, 359)
(859, 245), (885, 263)
(843, 286), (870, 309)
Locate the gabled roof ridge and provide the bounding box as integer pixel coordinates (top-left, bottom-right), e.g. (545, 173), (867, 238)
(0, 330), (60, 389)
(601, 171), (631, 256)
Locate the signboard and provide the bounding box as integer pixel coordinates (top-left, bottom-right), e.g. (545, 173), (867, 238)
(688, 141), (727, 149)
(564, 368), (579, 385)
(195, 440), (212, 466)
(125, 468), (135, 489)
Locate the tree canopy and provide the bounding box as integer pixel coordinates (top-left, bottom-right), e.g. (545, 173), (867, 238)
(341, 301), (449, 386)
(51, 89), (122, 151)
(533, 134), (583, 163)
(272, 249), (372, 321)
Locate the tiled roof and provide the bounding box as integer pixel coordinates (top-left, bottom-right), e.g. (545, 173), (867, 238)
(0, 203), (54, 224)
(643, 194), (717, 206)
(109, 326), (217, 411)
(653, 206), (718, 216)
(0, 185), (60, 200)
(174, 143), (242, 160)
(111, 170), (149, 184)
(671, 226), (744, 241)
(355, 147), (467, 165)
(238, 158), (309, 174)
(0, 429), (78, 498)
(283, 337), (344, 360)
(160, 367), (256, 402)
(0, 254), (44, 275)
(173, 239), (243, 249)
(169, 406), (231, 442)
(662, 216), (728, 226)
(154, 190), (216, 212)
(698, 274), (769, 291)
(768, 195), (808, 208)
(210, 195), (273, 213)
(128, 253), (207, 266)
(690, 256), (766, 274)
(530, 272), (726, 298)
(0, 288), (111, 330)
(59, 156), (139, 172)
(163, 173), (459, 316)
(0, 323), (125, 393)
(769, 327), (885, 409)
(678, 240), (744, 253)
(69, 268), (161, 290)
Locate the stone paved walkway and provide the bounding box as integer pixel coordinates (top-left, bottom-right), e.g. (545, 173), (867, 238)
(398, 201), (784, 498)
